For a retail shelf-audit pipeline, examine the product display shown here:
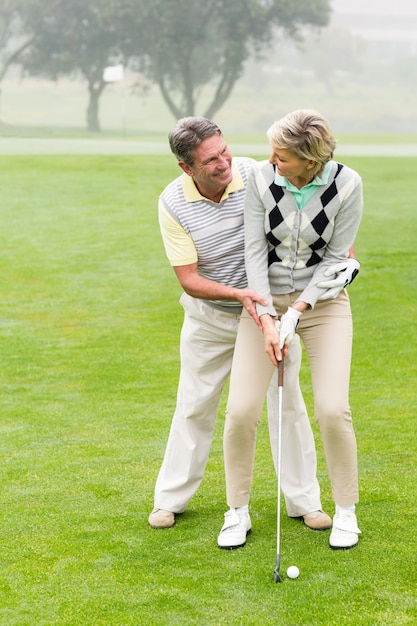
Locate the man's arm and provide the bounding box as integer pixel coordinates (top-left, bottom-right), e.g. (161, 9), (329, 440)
(174, 263), (267, 329)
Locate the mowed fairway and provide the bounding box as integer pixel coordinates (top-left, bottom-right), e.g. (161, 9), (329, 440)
(0, 154), (416, 625)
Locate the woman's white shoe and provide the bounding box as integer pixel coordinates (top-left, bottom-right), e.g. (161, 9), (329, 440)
(217, 509), (252, 549)
(329, 511), (361, 549)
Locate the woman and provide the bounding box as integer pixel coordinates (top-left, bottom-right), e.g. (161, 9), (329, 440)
(218, 109), (363, 550)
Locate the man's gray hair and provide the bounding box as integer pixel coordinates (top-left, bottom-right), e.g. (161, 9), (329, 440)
(168, 117), (222, 166)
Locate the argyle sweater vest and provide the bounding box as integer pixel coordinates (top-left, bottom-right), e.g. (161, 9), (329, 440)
(244, 159), (363, 314)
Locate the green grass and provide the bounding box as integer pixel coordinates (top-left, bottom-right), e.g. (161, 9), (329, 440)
(0, 155), (416, 625)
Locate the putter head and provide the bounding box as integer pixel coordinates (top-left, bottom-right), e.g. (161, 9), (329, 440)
(273, 554), (281, 583)
(273, 569), (281, 583)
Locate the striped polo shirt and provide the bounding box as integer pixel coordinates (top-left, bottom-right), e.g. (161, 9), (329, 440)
(158, 157), (255, 309)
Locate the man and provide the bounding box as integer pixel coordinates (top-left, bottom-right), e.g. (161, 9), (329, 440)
(148, 117), (359, 548)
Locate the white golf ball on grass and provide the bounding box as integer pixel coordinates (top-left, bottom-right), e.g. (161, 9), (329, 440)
(286, 565), (300, 579)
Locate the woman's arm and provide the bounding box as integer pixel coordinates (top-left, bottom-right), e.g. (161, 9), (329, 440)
(295, 168), (363, 309)
(244, 165), (277, 318)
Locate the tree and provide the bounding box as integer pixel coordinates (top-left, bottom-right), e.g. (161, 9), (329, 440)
(0, 0), (50, 84)
(127, 0), (331, 120)
(21, 0), (129, 132)
(17, 0), (331, 131)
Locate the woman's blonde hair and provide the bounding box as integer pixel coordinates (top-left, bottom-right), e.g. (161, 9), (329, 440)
(267, 109), (336, 178)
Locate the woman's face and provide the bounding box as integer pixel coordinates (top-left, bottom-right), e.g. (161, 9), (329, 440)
(269, 147), (315, 181)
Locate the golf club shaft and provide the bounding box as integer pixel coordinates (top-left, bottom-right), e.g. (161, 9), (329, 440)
(274, 357), (284, 582)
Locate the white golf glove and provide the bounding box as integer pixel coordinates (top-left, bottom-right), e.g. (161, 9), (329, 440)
(317, 258), (360, 301)
(278, 307), (301, 349)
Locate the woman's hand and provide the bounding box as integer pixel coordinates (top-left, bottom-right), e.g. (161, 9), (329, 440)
(278, 307), (302, 349)
(317, 258), (360, 300)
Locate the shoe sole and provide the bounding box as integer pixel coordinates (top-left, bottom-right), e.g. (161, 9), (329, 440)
(218, 529), (251, 550)
(329, 543), (358, 550)
(329, 530), (359, 549)
(149, 522), (175, 529)
(304, 521), (332, 531)
(148, 517), (176, 529)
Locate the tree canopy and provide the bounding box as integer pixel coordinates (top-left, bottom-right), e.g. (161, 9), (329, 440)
(7, 0), (331, 131)
(129, 0), (331, 119)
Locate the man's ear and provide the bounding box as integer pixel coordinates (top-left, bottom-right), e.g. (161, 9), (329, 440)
(178, 160), (193, 177)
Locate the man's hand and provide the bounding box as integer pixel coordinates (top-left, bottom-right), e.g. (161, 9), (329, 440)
(278, 307), (301, 349)
(173, 265), (267, 328)
(317, 259), (360, 301)
(236, 289), (267, 330)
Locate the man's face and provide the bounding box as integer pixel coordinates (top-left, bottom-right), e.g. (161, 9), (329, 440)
(180, 133), (233, 200)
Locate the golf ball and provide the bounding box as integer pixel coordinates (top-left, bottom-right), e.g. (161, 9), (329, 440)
(286, 565), (300, 579)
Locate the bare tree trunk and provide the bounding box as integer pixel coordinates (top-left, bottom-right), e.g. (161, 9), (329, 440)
(87, 81), (105, 132)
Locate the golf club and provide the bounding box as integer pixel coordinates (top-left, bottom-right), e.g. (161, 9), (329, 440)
(273, 355), (284, 583)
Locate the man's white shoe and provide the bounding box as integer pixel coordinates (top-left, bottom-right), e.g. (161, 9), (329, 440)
(329, 510), (361, 550)
(217, 509), (252, 549)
